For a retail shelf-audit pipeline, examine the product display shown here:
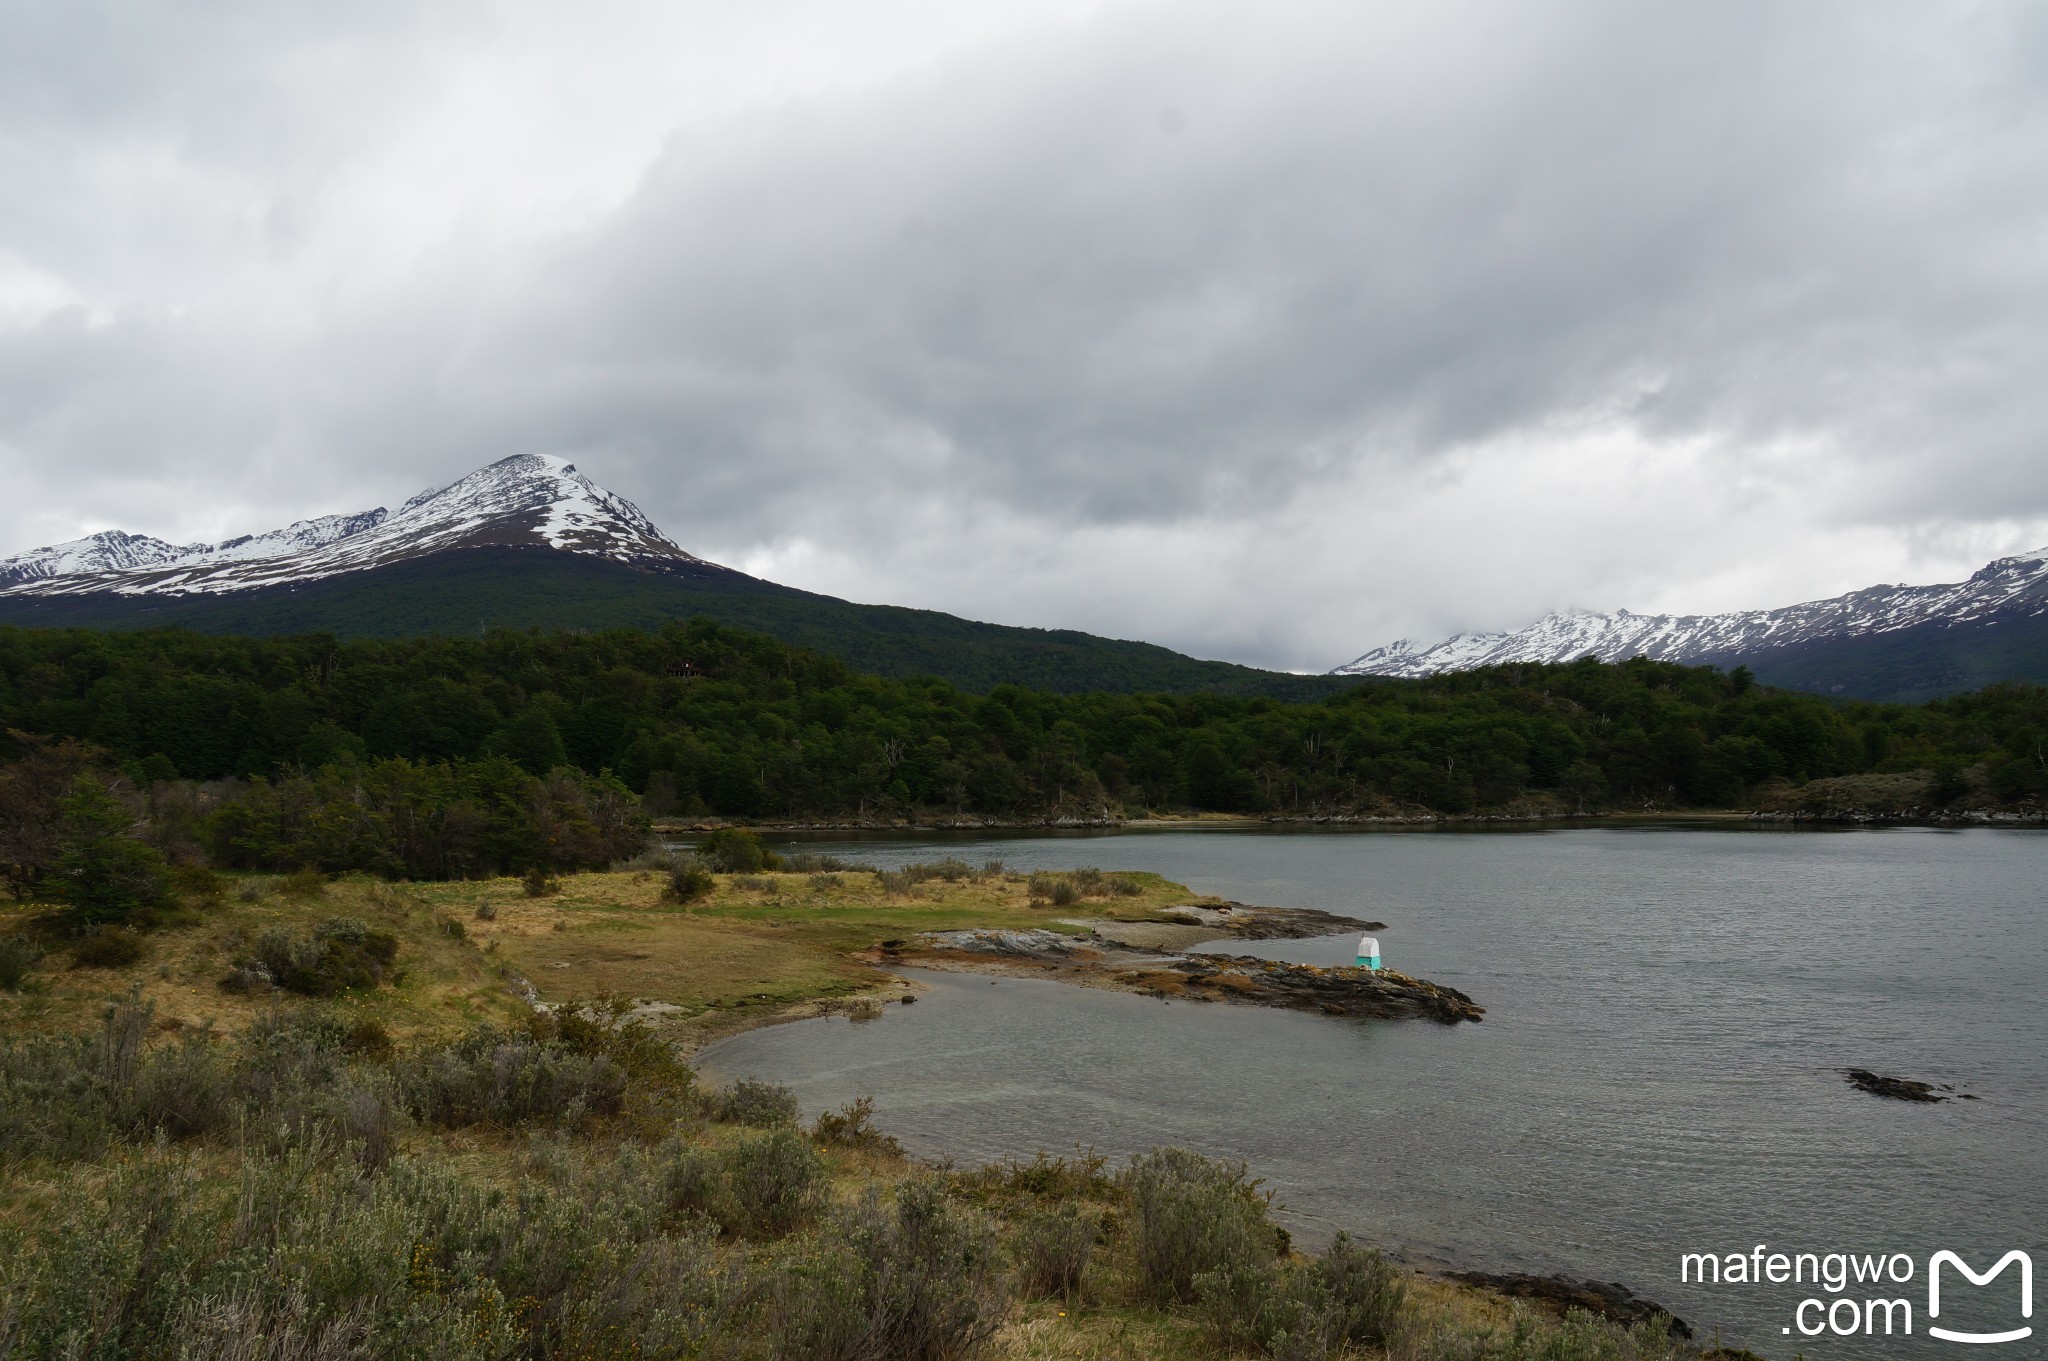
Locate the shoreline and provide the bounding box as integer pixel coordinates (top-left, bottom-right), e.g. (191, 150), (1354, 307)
(658, 806), (2046, 836)
(682, 903), (1484, 1064)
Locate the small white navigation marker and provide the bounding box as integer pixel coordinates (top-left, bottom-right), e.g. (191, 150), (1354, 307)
(1356, 935), (1381, 971)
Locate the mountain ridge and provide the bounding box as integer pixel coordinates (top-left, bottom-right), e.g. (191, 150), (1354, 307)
(0, 457), (1355, 699)
(1334, 547), (2048, 688)
(0, 453), (709, 597)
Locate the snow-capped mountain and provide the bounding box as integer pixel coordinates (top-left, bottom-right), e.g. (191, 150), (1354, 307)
(1333, 547), (2048, 678)
(0, 454), (711, 598)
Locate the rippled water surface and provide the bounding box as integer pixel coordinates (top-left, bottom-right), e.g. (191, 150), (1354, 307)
(698, 826), (2047, 1357)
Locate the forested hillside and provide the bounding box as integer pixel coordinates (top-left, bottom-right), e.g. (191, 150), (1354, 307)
(0, 545), (1358, 699)
(5, 620), (2046, 828)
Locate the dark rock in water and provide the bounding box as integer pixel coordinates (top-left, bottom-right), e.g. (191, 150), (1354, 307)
(1165, 954), (1485, 1024)
(900, 920), (1483, 1025)
(1205, 903), (1384, 938)
(1450, 1271), (1691, 1337)
(1844, 1069), (1946, 1102)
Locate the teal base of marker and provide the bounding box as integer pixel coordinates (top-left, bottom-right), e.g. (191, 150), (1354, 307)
(1356, 955), (1380, 970)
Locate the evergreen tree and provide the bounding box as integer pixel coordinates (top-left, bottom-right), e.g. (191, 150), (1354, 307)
(47, 775), (170, 924)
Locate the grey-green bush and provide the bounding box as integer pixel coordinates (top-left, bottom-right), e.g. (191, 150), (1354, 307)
(0, 1141), (745, 1361)
(403, 1027), (626, 1129)
(1126, 1146), (1279, 1306)
(767, 1179), (1003, 1361)
(1012, 1201), (1097, 1300)
(714, 1077), (799, 1127)
(725, 1127), (824, 1236)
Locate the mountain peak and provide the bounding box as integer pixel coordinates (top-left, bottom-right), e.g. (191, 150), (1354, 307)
(0, 455), (710, 599)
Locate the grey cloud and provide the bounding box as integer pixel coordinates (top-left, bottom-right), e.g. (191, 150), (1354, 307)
(3, 0), (2048, 669)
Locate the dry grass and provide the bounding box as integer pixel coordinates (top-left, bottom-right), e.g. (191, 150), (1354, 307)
(0, 877), (528, 1043)
(0, 865), (1207, 1048)
(991, 1302), (1210, 1361)
(408, 867), (1206, 1024)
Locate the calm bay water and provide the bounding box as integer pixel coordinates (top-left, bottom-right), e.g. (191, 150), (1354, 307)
(697, 825), (2047, 1357)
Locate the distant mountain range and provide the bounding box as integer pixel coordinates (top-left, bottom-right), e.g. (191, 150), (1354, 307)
(0, 455), (1350, 699)
(1333, 547), (2048, 702)
(9, 456), (2046, 702)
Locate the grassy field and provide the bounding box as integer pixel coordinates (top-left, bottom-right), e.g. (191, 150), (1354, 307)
(0, 864), (1737, 1361)
(417, 864), (1199, 1035)
(0, 862), (1204, 1043)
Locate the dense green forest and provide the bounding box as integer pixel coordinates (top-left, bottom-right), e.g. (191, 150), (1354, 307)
(5, 621), (2046, 835)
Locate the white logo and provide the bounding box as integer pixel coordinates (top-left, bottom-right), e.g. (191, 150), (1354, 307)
(1929, 1251), (2033, 1345)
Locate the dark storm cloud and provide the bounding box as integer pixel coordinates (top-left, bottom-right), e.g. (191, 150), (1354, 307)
(3, 0), (2046, 668)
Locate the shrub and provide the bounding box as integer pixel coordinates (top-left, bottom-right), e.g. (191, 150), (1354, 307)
(811, 1096), (903, 1155)
(473, 899), (498, 921)
(700, 827), (779, 873)
(664, 862), (716, 903)
(0, 934), (44, 989)
(1107, 874), (1143, 897)
(279, 867), (328, 899)
(403, 1025), (627, 1129)
(122, 1030), (236, 1140)
(714, 1078), (799, 1127)
(522, 866), (561, 897)
(167, 863), (227, 901)
(770, 1178), (999, 1358)
(71, 925), (146, 969)
(1286, 1231), (1405, 1353)
(1049, 879), (1081, 907)
(657, 1137), (729, 1226)
(732, 874), (777, 893)
(341, 1017), (395, 1060)
(0, 1139), (738, 1361)
(780, 851), (856, 873)
(902, 858), (974, 884)
(610, 845), (675, 872)
(537, 998), (696, 1105)
(248, 918), (399, 996)
(220, 963), (272, 993)
(808, 873), (841, 892)
(767, 1180), (1003, 1361)
(1188, 1208), (1402, 1357)
(1012, 1202), (1098, 1300)
(1125, 1147), (1279, 1306)
(957, 1148), (1115, 1204)
(725, 1127), (823, 1235)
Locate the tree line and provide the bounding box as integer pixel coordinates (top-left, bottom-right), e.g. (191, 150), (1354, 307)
(2, 620), (2045, 842)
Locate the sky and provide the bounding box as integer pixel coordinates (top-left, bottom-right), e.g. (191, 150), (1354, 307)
(4, 0), (2048, 673)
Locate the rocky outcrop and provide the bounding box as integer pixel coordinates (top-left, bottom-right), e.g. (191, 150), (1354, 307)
(890, 904), (1483, 1027)
(1145, 954), (1482, 1024)
(1186, 903), (1386, 939)
(1844, 1068), (1958, 1102)
(1448, 1272), (1691, 1337)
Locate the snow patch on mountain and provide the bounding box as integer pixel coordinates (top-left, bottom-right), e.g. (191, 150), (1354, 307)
(0, 454), (708, 598)
(1334, 547), (2048, 678)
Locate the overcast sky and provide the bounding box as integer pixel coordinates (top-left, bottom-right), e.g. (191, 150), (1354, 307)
(4, 0), (2047, 671)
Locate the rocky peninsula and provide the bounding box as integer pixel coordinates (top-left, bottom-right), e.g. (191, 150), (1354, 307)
(872, 902), (1486, 1025)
